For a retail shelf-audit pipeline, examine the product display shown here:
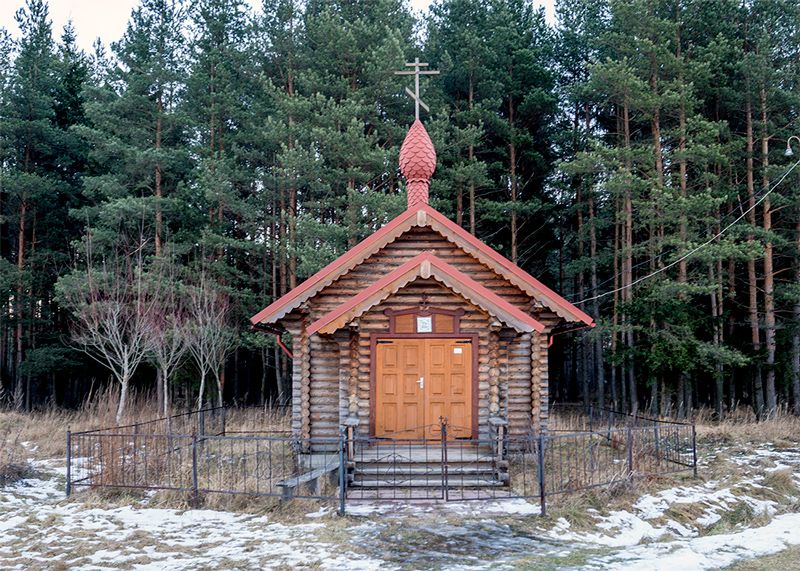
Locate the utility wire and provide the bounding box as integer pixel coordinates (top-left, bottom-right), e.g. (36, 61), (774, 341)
(577, 157), (800, 305)
(569, 161), (797, 301)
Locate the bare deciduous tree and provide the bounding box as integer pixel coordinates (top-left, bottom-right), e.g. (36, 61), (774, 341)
(145, 258), (189, 418)
(57, 236), (156, 424)
(185, 272), (236, 409)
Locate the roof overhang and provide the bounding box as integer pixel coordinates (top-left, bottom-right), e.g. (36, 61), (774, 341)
(250, 205), (594, 327)
(307, 253), (546, 335)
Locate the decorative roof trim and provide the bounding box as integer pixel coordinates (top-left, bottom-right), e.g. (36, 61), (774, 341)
(249, 205), (594, 327)
(419, 205), (594, 325)
(249, 208), (420, 326)
(307, 253), (545, 335)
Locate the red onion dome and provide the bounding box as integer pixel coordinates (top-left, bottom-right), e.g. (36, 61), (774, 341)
(399, 119), (436, 207)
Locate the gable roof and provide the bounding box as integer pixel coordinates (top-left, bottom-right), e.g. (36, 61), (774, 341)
(307, 253), (545, 335)
(250, 204), (594, 327)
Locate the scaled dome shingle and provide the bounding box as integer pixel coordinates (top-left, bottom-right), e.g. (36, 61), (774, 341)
(399, 119), (436, 207)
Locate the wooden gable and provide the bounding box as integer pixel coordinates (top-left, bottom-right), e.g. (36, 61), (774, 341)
(250, 205), (594, 329)
(307, 253), (545, 335)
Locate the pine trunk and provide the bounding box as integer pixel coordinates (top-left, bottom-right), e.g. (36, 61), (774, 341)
(792, 213), (800, 415)
(469, 71), (476, 234)
(587, 102), (604, 409)
(622, 101), (637, 413)
(508, 93), (518, 264)
(759, 85), (776, 414)
(155, 96), (163, 257)
(745, 93), (764, 415)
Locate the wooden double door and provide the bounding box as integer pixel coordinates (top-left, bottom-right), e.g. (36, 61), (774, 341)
(374, 337), (473, 439)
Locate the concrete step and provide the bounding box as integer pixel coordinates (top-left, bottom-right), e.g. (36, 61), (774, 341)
(349, 477), (506, 488)
(352, 446), (497, 464)
(353, 464), (501, 477)
(347, 488), (516, 500)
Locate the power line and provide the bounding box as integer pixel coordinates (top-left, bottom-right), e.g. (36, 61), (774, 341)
(570, 161), (796, 301)
(577, 157), (800, 305)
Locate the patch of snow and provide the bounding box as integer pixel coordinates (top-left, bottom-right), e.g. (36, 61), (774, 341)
(4, 440), (800, 571)
(594, 512), (800, 570)
(0, 467), (388, 571)
(344, 497), (540, 518)
(305, 506), (333, 518)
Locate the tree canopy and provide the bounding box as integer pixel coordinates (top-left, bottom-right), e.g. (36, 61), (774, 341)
(1, 0), (799, 418)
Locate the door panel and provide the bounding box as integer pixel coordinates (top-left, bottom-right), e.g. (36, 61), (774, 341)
(425, 339), (472, 439)
(375, 341), (424, 438)
(375, 338), (473, 440)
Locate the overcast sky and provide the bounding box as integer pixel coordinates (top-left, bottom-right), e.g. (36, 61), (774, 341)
(1, 0), (555, 53)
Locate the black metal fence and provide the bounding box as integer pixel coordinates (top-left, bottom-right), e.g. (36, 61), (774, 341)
(66, 406), (697, 516)
(67, 408), (345, 512)
(76, 407), (228, 438)
(344, 417), (696, 514)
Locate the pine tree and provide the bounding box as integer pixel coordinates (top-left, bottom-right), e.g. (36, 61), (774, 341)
(426, 0), (494, 233)
(1, 0), (61, 408)
(78, 0), (190, 255)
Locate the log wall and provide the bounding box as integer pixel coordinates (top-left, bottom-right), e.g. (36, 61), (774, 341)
(282, 226), (561, 443)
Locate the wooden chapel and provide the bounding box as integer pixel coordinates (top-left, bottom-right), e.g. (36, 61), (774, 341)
(251, 117), (594, 451)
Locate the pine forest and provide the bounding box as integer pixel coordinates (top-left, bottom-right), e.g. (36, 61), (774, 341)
(1, 0), (799, 420)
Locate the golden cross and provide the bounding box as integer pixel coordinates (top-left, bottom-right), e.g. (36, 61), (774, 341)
(394, 57), (439, 120)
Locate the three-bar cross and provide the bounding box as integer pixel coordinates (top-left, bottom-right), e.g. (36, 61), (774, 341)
(394, 57), (439, 120)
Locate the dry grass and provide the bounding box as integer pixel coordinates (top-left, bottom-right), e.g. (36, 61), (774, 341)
(0, 387), (292, 463)
(1, 390), (296, 514)
(706, 500), (773, 535)
(694, 408), (800, 447)
(222, 406), (291, 434)
(550, 405), (800, 449)
(0, 427), (36, 485)
(5, 394), (799, 522)
(62, 400), (295, 504)
(724, 545), (800, 570)
(0, 390), (297, 511)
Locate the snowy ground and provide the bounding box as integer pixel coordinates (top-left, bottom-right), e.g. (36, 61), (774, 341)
(1, 443), (800, 570)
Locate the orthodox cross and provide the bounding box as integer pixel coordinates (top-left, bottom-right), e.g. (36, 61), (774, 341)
(394, 57), (439, 120)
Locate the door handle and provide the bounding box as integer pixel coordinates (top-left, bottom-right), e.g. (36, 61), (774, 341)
(417, 376), (424, 389)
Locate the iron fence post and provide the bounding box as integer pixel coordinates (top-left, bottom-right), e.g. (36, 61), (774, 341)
(654, 424), (661, 465)
(626, 425), (634, 478)
(691, 421), (698, 478)
(346, 425), (355, 462)
(65, 430), (72, 498)
(588, 404), (593, 433)
(221, 407), (226, 436)
(191, 434), (199, 504)
(440, 417), (449, 501)
(537, 431), (546, 517)
(338, 427), (346, 516)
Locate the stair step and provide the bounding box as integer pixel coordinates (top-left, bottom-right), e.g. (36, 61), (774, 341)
(347, 460), (508, 473)
(353, 449), (497, 463)
(347, 489), (516, 500)
(350, 478), (506, 488)
(354, 465), (500, 476)
(350, 471), (509, 484)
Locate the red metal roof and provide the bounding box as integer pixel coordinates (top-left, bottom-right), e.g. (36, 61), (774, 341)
(249, 208), (421, 326)
(419, 205), (595, 326)
(307, 252), (545, 335)
(250, 205), (594, 328)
